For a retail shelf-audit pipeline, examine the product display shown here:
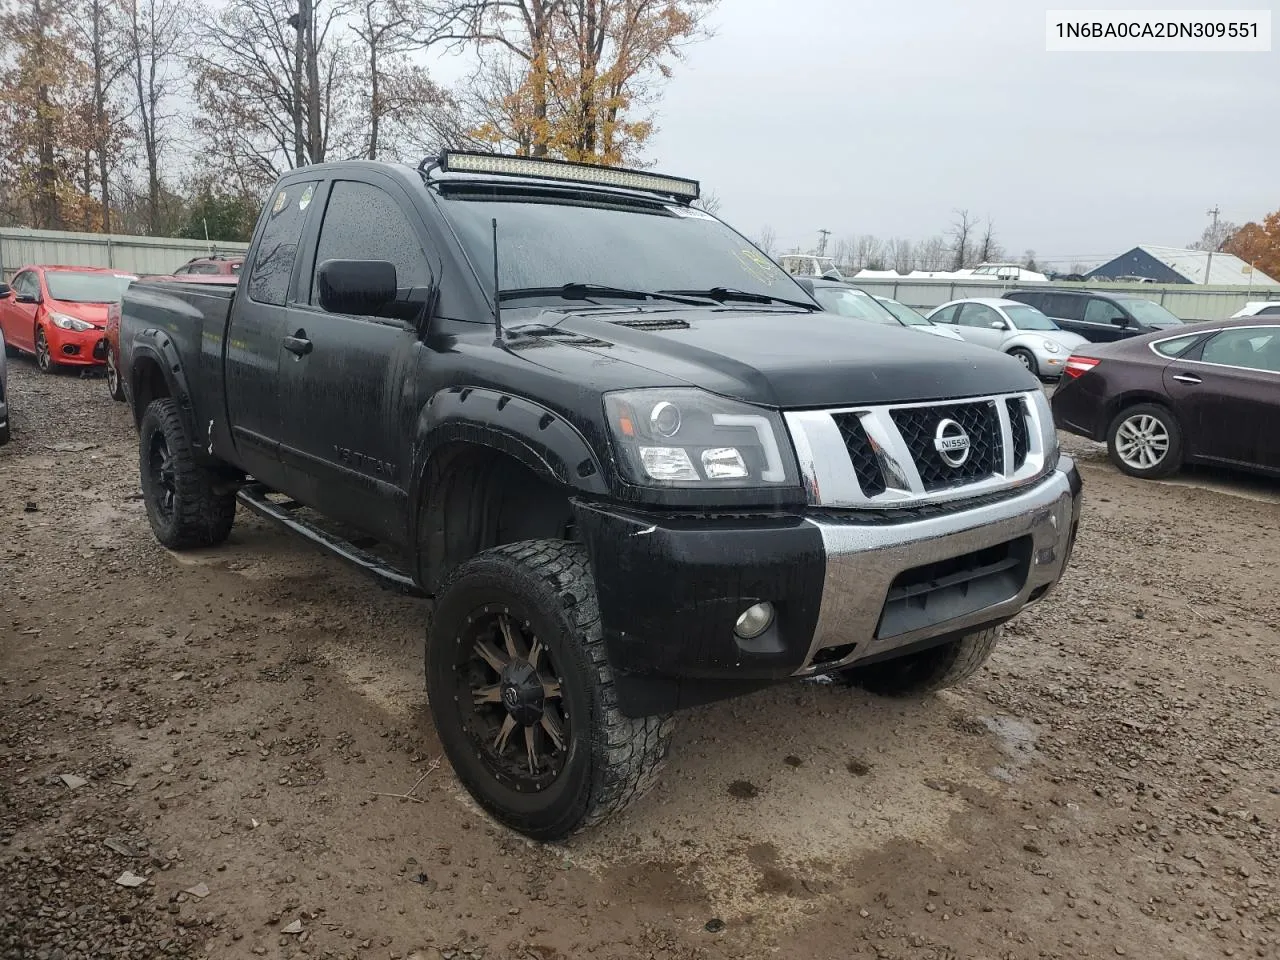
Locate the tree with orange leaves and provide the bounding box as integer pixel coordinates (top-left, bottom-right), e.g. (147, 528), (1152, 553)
(454, 0), (717, 165)
(1224, 212), (1280, 283)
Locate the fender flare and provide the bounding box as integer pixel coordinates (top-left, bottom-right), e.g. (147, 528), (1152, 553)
(127, 330), (195, 439)
(407, 385), (610, 543)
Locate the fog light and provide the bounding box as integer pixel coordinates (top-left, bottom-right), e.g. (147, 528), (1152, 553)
(734, 602), (775, 639)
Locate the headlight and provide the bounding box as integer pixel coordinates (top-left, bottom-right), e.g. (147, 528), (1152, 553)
(52, 313), (94, 332)
(604, 388), (797, 488)
(1041, 339), (1060, 354)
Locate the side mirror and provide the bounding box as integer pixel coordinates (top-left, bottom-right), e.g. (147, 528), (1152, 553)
(1110, 315), (1129, 327)
(15, 292), (38, 304)
(316, 259), (397, 316)
(795, 277), (816, 296)
(0, 283), (9, 298)
(990, 319), (1008, 330)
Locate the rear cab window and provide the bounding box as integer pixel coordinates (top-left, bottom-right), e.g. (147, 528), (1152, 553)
(248, 181), (320, 306)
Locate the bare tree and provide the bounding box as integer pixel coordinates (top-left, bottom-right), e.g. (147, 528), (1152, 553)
(192, 0), (356, 195)
(350, 0), (446, 160)
(71, 0), (130, 231)
(888, 237), (914, 273)
(976, 217), (1003, 265)
(947, 209), (975, 271)
(916, 235), (948, 272)
(1190, 218), (1239, 251)
(692, 188), (721, 216)
(121, 0), (188, 232)
(754, 224), (777, 257)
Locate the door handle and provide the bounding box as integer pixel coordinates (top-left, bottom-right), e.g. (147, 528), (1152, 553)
(1171, 373), (1202, 384)
(283, 333), (313, 357)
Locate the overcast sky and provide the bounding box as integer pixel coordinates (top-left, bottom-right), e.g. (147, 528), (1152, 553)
(433, 0), (1278, 267)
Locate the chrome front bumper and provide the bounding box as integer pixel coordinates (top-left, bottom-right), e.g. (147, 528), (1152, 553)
(795, 459), (1080, 675)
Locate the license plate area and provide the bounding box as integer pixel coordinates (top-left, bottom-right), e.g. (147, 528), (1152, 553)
(875, 536), (1033, 639)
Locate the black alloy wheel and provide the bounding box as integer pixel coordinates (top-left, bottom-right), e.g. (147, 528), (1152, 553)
(453, 605), (570, 793)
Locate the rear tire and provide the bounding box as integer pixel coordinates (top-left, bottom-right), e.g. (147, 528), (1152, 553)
(139, 398), (236, 548)
(427, 540), (673, 841)
(105, 346), (126, 402)
(1106, 403), (1182, 479)
(3, 341), (17, 358)
(838, 627), (1002, 696)
(1007, 347), (1037, 376)
(0, 418), (9, 446)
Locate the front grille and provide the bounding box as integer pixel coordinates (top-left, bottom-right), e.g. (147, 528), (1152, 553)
(1007, 397), (1030, 470)
(890, 401), (1003, 491)
(833, 413), (886, 496)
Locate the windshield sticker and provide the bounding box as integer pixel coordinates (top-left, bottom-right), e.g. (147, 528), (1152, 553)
(734, 248), (778, 286)
(271, 190), (288, 216)
(299, 185), (314, 211)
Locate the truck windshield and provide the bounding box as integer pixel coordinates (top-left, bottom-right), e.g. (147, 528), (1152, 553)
(46, 271), (137, 303)
(436, 190), (805, 308)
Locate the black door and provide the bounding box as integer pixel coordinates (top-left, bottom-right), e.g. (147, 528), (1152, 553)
(225, 179), (322, 489)
(1080, 297), (1133, 343)
(274, 176), (438, 547)
(1042, 293), (1091, 339)
(1164, 326), (1280, 470)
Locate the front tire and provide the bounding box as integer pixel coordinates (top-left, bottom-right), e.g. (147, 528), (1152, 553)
(34, 326), (56, 373)
(1106, 403), (1181, 479)
(139, 398), (236, 548)
(105, 346), (126, 402)
(1008, 347), (1037, 376)
(838, 627), (1002, 696)
(0, 418), (9, 446)
(427, 540), (673, 842)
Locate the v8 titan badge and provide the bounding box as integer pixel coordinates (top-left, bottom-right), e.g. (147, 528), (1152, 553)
(299, 185), (314, 211)
(271, 190), (288, 215)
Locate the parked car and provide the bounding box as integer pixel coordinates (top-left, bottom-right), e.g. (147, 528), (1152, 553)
(0, 266), (137, 373)
(870, 293), (966, 342)
(800, 278), (965, 341)
(0, 327), (10, 445)
(119, 151), (1080, 841)
(1004, 288), (1183, 343)
(1052, 318), (1280, 480)
(172, 255), (244, 276)
(103, 273), (237, 402)
(1229, 301), (1280, 319)
(927, 298), (1087, 378)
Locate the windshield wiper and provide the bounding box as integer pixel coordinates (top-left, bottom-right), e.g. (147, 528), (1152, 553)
(658, 287), (819, 310)
(498, 283), (709, 306)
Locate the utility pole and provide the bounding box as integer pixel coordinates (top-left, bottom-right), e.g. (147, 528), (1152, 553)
(1205, 205), (1220, 284)
(816, 229), (831, 257)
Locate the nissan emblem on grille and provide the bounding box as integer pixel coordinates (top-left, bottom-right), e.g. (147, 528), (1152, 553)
(933, 419), (971, 467)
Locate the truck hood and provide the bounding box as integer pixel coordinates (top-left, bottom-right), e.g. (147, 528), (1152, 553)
(533, 308), (1038, 408)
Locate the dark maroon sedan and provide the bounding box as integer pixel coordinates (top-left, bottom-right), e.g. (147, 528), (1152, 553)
(1051, 317), (1280, 480)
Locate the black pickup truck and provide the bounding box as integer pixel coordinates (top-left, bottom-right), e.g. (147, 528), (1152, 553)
(119, 152), (1081, 841)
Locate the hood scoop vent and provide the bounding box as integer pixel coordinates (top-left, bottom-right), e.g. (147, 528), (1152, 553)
(519, 325), (613, 348)
(612, 317), (691, 331)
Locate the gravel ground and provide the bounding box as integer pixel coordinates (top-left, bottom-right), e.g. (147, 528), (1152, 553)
(2, 358), (1277, 960)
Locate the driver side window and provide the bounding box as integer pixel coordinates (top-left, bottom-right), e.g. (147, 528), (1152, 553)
(959, 304), (999, 328)
(1084, 298), (1125, 325)
(14, 272), (39, 298)
(931, 304), (959, 324)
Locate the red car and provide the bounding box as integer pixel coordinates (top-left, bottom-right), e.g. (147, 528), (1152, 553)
(103, 273), (239, 401)
(171, 255), (243, 277)
(0, 265), (137, 374)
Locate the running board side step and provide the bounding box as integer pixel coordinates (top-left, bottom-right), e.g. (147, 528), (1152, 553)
(236, 483), (427, 597)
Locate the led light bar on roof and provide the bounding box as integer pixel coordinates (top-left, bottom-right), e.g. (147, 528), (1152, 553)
(439, 151), (700, 202)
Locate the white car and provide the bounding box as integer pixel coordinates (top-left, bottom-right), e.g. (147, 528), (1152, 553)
(926, 298), (1088, 379)
(802, 279), (967, 343)
(871, 294), (966, 341)
(1230, 301), (1280, 319)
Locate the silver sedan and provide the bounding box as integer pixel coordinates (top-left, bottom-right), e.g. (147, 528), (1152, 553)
(926, 297), (1088, 379)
